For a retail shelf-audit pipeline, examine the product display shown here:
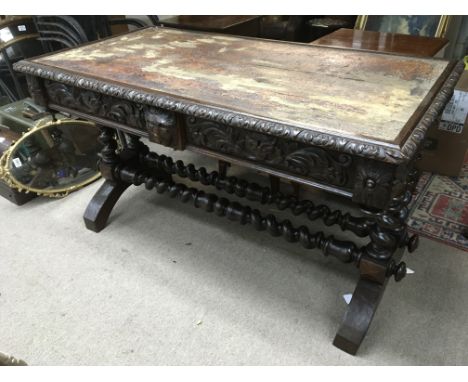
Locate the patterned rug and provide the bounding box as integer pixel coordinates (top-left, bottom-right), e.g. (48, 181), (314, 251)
(408, 156), (468, 251)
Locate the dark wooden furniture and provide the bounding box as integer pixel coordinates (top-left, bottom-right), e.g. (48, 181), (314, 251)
(259, 16), (309, 42)
(0, 125), (36, 205)
(0, 16), (41, 101)
(306, 16), (357, 42)
(311, 28), (449, 57)
(158, 15), (261, 37)
(14, 27), (463, 355)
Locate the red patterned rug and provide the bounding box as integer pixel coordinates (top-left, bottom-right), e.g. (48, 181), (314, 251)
(408, 157), (468, 251)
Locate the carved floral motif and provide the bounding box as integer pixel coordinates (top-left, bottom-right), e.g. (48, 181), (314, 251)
(44, 81), (177, 147)
(186, 116), (353, 187)
(352, 160), (396, 209)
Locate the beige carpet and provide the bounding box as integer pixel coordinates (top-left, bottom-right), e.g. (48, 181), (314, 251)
(1, 147), (468, 365)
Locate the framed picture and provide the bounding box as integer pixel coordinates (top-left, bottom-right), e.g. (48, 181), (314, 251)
(355, 16), (451, 38)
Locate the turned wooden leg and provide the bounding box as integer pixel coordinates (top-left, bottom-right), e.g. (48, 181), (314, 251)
(333, 277), (388, 355)
(269, 175), (280, 195)
(218, 160), (231, 178)
(333, 245), (407, 355)
(83, 180), (130, 232)
(333, 188), (415, 355)
(332, 246), (408, 355)
(291, 181), (301, 199)
(83, 126), (131, 232)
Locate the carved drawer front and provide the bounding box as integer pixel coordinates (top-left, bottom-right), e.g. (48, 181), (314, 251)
(43, 81), (178, 148)
(185, 116), (355, 189)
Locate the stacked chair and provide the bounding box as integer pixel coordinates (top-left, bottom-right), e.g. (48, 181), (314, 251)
(0, 16), (157, 204)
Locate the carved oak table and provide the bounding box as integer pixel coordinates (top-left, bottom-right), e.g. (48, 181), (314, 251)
(14, 27), (464, 355)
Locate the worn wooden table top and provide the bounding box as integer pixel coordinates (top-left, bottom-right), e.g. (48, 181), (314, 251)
(28, 27), (452, 145)
(311, 28), (449, 57)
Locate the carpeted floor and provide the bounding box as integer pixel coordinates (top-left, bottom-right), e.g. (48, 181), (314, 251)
(409, 157), (468, 250)
(1, 147), (468, 365)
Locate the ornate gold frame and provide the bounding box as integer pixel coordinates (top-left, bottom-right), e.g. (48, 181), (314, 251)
(0, 118), (101, 197)
(354, 15), (451, 38)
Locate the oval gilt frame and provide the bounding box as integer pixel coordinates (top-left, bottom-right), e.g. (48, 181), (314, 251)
(0, 118), (101, 197)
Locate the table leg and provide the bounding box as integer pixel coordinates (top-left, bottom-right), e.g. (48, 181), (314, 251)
(333, 276), (388, 355)
(83, 180), (130, 232)
(83, 126), (131, 232)
(333, 188), (417, 354)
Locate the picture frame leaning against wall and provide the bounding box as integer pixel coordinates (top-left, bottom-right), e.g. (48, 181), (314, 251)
(355, 15), (451, 38)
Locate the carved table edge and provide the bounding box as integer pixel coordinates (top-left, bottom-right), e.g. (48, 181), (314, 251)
(13, 59), (464, 165)
(400, 60), (464, 160)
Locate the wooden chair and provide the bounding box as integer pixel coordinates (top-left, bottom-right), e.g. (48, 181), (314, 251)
(0, 17), (41, 100)
(33, 15), (89, 52)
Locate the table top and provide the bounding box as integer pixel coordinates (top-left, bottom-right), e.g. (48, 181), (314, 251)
(311, 28), (449, 57)
(16, 27), (455, 157)
(159, 16), (260, 31)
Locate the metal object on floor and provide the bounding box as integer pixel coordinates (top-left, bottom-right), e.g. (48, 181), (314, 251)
(0, 97), (48, 132)
(0, 118), (101, 198)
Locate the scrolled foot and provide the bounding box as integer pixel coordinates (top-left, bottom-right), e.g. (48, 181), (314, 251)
(333, 278), (386, 355)
(83, 180), (130, 232)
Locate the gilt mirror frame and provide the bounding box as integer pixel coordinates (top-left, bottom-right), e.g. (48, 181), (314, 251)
(0, 118), (101, 197)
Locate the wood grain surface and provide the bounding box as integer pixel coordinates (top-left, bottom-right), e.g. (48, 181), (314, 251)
(311, 28), (449, 57)
(32, 27), (451, 145)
